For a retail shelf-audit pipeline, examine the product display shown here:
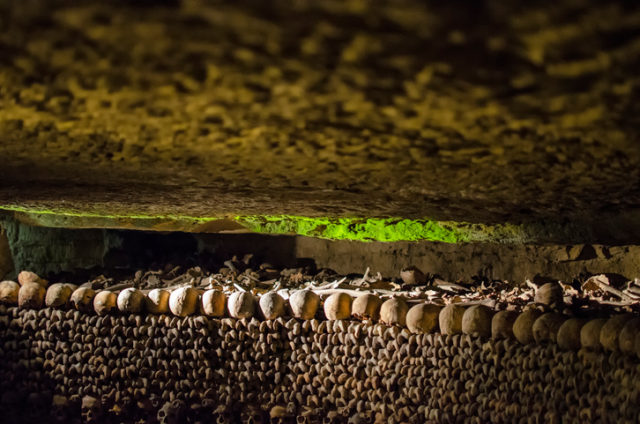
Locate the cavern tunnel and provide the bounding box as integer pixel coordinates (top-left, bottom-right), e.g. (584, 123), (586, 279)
(2, 0), (640, 423)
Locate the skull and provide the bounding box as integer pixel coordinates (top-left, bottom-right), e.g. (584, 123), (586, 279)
(379, 297), (409, 326)
(0, 280), (20, 305)
(136, 398), (155, 422)
(289, 290), (319, 320)
(146, 289), (170, 314)
(17, 270), (47, 287)
(51, 395), (69, 423)
(45, 283), (75, 308)
(187, 402), (203, 423)
(70, 287), (96, 313)
(199, 398), (215, 416)
(201, 289), (226, 317)
(258, 292), (285, 320)
(227, 291), (256, 319)
(349, 413), (373, 424)
(116, 395), (134, 420)
(93, 291), (117, 315)
(406, 303), (441, 334)
(18, 282), (46, 309)
(323, 293), (352, 320)
(149, 394), (162, 411)
(351, 294), (382, 321)
(26, 392), (48, 422)
(117, 288), (145, 313)
(168, 287), (199, 317)
(213, 405), (232, 423)
(240, 407), (265, 424)
(81, 395), (102, 424)
(400, 266), (426, 285)
(157, 400), (185, 424)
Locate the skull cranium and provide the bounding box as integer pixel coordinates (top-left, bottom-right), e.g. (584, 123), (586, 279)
(157, 400), (185, 424)
(81, 396), (102, 424)
(51, 395), (69, 423)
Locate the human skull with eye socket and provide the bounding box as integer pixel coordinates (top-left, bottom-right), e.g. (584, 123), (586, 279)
(81, 396), (103, 424)
(51, 395), (70, 423)
(157, 400), (185, 424)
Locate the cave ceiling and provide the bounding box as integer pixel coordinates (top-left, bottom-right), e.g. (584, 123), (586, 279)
(1, 0), (640, 242)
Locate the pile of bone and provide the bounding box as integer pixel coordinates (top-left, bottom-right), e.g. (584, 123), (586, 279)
(2, 273), (640, 356)
(1, 305), (639, 424)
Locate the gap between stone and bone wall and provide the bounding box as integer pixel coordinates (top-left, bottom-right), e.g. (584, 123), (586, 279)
(2, 219), (640, 283)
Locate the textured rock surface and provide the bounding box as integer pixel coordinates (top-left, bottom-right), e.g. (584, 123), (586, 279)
(0, 227), (12, 280)
(1, 218), (113, 279)
(4, 218), (640, 282)
(1, 0), (640, 241)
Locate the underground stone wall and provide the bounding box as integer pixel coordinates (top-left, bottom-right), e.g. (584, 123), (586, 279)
(3, 218), (640, 283)
(0, 226), (12, 281)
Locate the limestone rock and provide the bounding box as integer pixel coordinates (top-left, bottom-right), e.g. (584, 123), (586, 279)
(0, 231), (13, 281)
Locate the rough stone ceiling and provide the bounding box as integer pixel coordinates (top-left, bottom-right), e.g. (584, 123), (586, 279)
(1, 0), (640, 241)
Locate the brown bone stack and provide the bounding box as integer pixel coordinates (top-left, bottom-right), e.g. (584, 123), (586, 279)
(1, 303), (640, 423)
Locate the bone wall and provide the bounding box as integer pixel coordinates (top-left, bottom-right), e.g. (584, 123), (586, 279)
(0, 305), (638, 424)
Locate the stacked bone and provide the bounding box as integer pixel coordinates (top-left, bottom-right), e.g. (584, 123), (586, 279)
(4, 275), (640, 358)
(1, 273), (639, 423)
(1, 302), (640, 423)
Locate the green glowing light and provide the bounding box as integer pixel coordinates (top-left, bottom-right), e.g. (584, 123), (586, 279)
(234, 215), (469, 242)
(0, 205), (215, 223)
(0, 205), (563, 243)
